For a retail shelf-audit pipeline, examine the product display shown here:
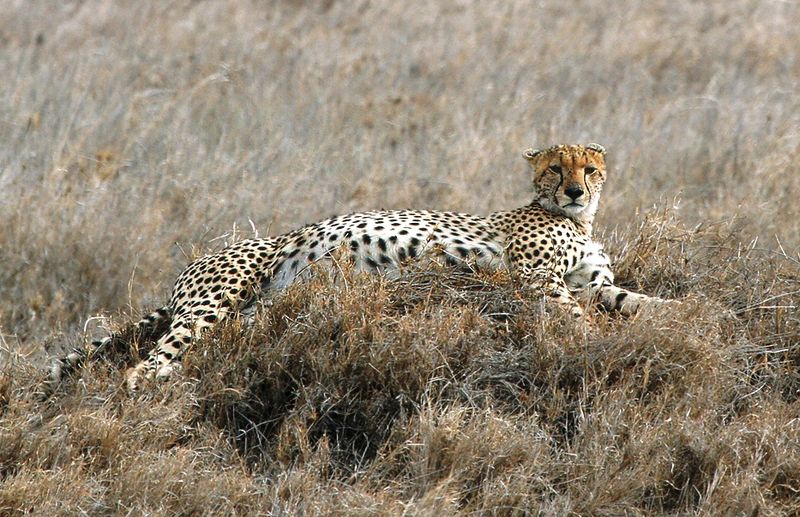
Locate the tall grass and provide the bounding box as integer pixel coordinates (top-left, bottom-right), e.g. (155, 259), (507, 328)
(1, 0), (799, 514)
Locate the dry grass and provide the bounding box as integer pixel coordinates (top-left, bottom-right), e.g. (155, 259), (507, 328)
(1, 0), (799, 514)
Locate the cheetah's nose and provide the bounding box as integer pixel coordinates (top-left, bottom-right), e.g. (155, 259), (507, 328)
(565, 185), (584, 200)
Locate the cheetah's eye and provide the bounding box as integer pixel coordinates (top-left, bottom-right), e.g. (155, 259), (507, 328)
(548, 165), (562, 174)
(584, 166), (597, 175)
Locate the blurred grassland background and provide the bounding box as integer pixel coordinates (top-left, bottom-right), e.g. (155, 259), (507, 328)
(1, 0), (799, 515)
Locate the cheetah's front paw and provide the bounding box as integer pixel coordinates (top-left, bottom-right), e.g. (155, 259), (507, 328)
(125, 363), (148, 392)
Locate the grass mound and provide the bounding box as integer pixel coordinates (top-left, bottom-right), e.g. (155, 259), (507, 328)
(2, 216), (798, 515)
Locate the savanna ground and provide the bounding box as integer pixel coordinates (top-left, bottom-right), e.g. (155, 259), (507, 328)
(1, 1), (799, 515)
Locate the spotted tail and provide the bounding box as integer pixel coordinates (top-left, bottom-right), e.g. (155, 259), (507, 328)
(42, 306), (173, 397)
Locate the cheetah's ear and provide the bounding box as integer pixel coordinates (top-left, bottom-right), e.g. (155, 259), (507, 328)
(585, 143), (606, 155)
(522, 148), (542, 161)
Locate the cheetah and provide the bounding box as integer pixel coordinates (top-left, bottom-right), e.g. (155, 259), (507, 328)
(48, 143), (671, 393)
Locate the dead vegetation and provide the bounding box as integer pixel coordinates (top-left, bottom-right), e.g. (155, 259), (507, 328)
(1, 0), (800, 515)
(2, 215), (800, 515)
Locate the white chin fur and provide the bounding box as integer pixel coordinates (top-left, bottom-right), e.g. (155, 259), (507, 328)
(561, 204), (587, 217)
(539, 196), (599, 221)
(539, 198), (580, 217)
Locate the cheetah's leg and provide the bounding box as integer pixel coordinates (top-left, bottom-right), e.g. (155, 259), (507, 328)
(520, 266), (585, 319)
(126, 254), (274, 390)
(595, 284), (669, 315)
(125, 306), (233, 391)
(565, 243), (669, 316)
(44, 306), (172, 396)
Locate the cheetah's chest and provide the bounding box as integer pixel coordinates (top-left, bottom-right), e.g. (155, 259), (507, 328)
(489, 205), (593, 277)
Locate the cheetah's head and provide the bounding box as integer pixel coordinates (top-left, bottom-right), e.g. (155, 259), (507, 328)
(523, 143), (607, 222)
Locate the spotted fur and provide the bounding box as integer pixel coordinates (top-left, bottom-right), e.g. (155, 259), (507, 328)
(47, 143), (671, 393)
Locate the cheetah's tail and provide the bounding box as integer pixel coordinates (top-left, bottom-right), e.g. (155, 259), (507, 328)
(41, 306), (173, 399)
